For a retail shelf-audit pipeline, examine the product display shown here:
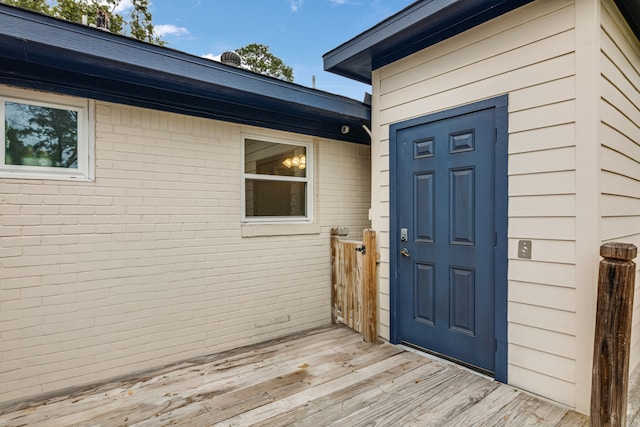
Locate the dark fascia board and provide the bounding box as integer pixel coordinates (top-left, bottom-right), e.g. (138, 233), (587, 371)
(324, 0), (541, 84)
(0, 4), (371, 144)
(324, 0), (640, 84)
(615, 0), (640, 41)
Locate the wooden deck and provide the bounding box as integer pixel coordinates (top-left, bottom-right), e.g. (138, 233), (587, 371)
(0, 325), (589, 426)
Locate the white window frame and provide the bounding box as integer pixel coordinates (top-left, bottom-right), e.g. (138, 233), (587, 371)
(0, 87), (93, 181)
(241, 134), (314, 223)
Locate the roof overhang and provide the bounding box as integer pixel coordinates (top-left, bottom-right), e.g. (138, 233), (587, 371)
(614, 0), (640, 41)
(0, 4), (371, 144)
(323, 0), (640, 84)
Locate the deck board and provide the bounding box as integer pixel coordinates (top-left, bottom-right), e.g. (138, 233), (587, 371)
(0, 325), (590, 426)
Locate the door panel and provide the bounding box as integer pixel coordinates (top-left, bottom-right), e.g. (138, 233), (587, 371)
(449, 267), (475, 335)
(395, 107), (496, 373)
(450, 167), (475, 245)
(415, 262), (435, 325)
(415, 173), (435, 242)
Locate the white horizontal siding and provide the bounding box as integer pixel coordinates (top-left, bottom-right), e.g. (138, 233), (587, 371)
(509, 365), (576, 407)
(508, 122), (575, 155)
(380, 0), (575, 93)
(509, 171), (576, 196)
(508, 146), (575, 175)
(600, 144), (640, 184)
(508, 239), (575, 264)
(510, 343), (575, 383)
(601, 170), (640, 199)
(509, 100), (576, 134)
(509, 280), (576, 312)
(371, 0), (579, 408)
(508, 260), (576, 287)
(509, 323), (575, 360)
(509, 302), (575, 335)
(599, 0), (640, 373)
(509, 195), (576, 217)
(509, 217), (575, 240)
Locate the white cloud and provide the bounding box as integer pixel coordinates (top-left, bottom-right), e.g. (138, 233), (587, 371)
(290, 0), (303, 12)
(202, 53), (221, 61)
(328, 0), (349, 4)
(96, 0), (133, 14)
(113, 0), (134, 14)
(153, 24), (190, 37)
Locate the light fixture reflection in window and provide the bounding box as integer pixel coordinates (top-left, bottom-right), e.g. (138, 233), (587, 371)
(282, 154), (306, 170)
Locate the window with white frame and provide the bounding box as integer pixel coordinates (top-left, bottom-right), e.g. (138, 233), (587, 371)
(243, 137), (312, 222)
(1, 89), (92, 180)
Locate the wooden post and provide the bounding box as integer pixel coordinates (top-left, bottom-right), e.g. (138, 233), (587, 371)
(591, 242), (637, 426)
(330, 235), (338, 325)
(362, 229), (378, 343)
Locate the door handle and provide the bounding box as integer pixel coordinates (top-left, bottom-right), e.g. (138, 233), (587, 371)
(400, 248), (410, 257)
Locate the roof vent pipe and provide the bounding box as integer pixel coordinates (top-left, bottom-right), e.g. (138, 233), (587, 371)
(220, 51), (242, 68)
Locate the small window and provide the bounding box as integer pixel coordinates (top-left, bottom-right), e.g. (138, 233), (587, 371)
(1, 89), (92, 180)
(243, 137), (312, 222)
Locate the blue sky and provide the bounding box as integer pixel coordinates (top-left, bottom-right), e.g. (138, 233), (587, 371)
(142, 0), (415, 101)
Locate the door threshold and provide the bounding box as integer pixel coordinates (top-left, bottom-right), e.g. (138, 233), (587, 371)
(398, 342), (494, 380)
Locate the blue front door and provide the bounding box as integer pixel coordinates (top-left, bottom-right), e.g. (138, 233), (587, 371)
(391, 99), (507, 376)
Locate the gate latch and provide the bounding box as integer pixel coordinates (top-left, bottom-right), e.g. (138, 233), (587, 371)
(355, 245), (366, 255)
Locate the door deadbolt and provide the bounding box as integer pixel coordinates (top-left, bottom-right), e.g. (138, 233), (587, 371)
(400, 228), (408, 242)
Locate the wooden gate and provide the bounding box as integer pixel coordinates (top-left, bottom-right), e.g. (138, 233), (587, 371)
(331, 229), (377, 342)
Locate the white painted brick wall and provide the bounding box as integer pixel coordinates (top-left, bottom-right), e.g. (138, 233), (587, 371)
(0, 100), (371, 405)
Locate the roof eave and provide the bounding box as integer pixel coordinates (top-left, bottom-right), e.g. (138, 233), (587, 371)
(325, 0), (640, 83)
(614, 0), (640, 41)
(323, 0), (545, 84)
(0, 4), (371, 144)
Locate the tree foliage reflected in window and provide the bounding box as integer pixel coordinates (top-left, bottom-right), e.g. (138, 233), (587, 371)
(5, 102), (78, 168)
(1, 89), (90, 181)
